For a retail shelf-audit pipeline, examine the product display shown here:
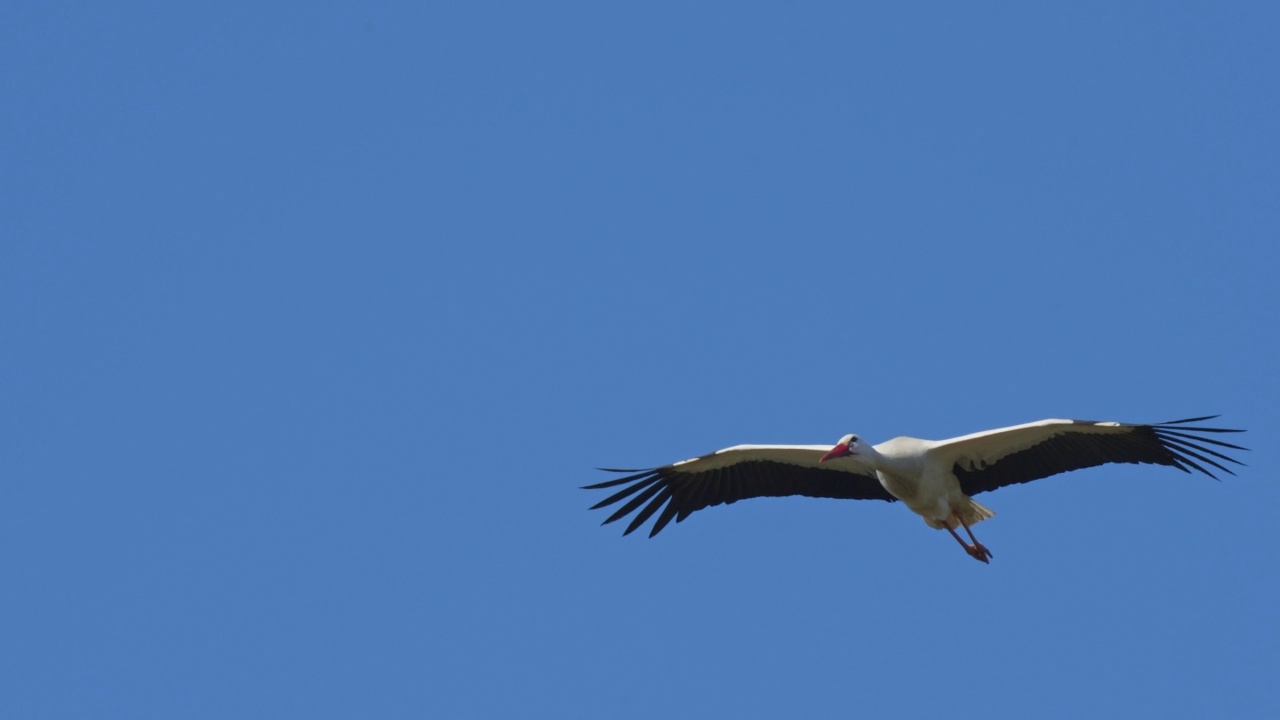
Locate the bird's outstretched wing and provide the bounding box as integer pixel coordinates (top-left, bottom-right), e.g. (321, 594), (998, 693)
(584, 445), (893, 537)
(929, 416), (1248, 496)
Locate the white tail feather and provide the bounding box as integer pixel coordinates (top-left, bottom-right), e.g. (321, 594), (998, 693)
(960, 498), (995, 526)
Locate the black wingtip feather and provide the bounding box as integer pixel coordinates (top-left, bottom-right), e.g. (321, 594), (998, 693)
(1157, 433), (1246, 467)
(1159, 437), (1235, 478)
(1151, 418), (1248, 480)
(1155, 420), (1246, 434)
(589, 474), (662, 510)
(625, 488), (672, 536)
(603, 481), (665, 525)
(648, 497), (682, 537)
(1155, 429), (1250, 452)
(582, 468), (658, 490)
(1166, 451), (1220, 481)
(1156, 415), (1221, 425)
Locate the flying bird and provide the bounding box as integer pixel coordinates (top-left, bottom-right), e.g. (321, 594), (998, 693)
(584, 416), (1246, 563)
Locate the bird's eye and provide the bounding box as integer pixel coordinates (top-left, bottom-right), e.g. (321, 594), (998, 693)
(849, 435), (859, 444)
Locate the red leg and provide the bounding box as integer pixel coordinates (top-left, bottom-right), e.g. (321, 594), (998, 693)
(946, 526), (988, 563)
(945, 522), (991, 563)
(957, 517), (993, 562)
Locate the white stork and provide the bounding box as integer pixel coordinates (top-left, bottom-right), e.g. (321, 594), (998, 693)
(584, 416), (1246, 563)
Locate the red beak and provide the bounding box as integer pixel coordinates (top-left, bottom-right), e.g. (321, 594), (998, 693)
(819, 443), (852, 463)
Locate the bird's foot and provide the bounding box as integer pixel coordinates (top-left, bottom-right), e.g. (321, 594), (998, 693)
(965, 543), (993, 564)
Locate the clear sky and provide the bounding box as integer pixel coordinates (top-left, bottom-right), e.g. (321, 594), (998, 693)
(3, 2), (1278, 718)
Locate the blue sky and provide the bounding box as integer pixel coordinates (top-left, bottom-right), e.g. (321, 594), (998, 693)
(3, 2), (1278, 717)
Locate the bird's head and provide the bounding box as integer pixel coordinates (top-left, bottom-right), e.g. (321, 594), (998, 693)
(819, 433), (864, 463)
